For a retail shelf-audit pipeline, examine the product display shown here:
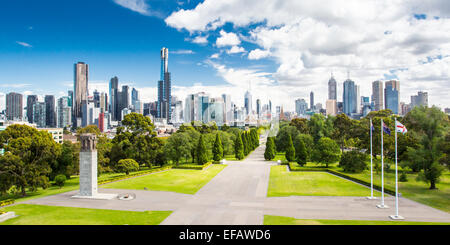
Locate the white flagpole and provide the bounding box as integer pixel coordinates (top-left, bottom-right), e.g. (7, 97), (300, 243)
(377, 119), (388, 208)
(367, 118), (376, 199)
(390, 119), (404, 219)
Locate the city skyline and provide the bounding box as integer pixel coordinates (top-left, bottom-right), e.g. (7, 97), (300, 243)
(1, 0), (450, 111)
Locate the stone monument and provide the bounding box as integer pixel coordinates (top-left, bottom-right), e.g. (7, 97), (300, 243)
(72, 133), (117, 200)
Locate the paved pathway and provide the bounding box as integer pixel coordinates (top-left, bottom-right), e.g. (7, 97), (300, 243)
(22, 136), (450, 224)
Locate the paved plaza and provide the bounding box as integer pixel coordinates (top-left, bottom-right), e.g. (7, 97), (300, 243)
(22, 140), (450, 224)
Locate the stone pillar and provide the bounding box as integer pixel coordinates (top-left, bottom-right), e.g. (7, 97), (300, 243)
(79, 134), (98, 196)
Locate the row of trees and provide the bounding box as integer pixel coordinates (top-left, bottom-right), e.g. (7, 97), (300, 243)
(0, 113), (262, 196)
(265, 106), (449, 189)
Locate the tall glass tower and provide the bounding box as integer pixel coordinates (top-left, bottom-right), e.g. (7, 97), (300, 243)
(157, 47), (172, 121)
(343, 79), (357, 116)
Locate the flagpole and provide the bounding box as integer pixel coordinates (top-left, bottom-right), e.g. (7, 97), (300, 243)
(367, 118), (376, 199)
(377, 119), (388, 208)
(390, 118), (404, 219)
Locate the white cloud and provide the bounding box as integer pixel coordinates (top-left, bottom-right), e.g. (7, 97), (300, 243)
(216, 30), (241, 47)
(16, 41), (32, 48)
(210, 53), (220, 59)
(191, 35), (208, 44)
(226, 46), (245, 54)
(0, 83), (31, 88)
(113, 0), (163, 18)
(165, 0), (450, 108)
(171, 49), (195, 54)
(248, 49), (271, 60)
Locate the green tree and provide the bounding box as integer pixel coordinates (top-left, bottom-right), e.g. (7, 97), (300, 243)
(235, 132), (244, 160)
(54, 174), (67, 188)
(221, 124), (230, 131)
(439, 132), (450, 170)
(289, 118), (309, 134)
(163, 132), (191, 166)
(313, 137), (341, 168)
(339, 150), (368, 173)
(196, 134), (208, 165)
(53, 140), (75, 179)
(242, 132), (249, 155)
(294, 136), (307, 166)
(404, 106), (448, 189)
(332, 113), (353, 152)
(275, 126), (299, 152)
(0, 125), (60, 196)
(117, 159), (140, 175)
(76, 125), (101, 136)
(285, 135), (295, 162)
(264, 137), (276, 160)
(213, 133), (224, 162)
(296, 134), (314, 161)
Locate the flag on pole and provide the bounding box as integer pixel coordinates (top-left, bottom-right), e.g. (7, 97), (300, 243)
(370, 120), (375, 132)
(395, 121), (408, 134)
(382, 122), (391, 136)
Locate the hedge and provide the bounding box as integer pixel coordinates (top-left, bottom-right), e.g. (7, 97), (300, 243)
(0, 199), (15, 207)
(98, 166), (172, 185)
(172, 161), (212, 170)
(286, 163), (396, 196)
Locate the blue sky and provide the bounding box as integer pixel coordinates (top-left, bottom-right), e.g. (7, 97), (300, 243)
(1, 0), (450, 110)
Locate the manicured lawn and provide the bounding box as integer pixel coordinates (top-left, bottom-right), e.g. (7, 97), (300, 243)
(263, 215), (450, 225)
(267, 165), (376, 197)
(1, 204), (171, 225)
(102, 164), (226, 194)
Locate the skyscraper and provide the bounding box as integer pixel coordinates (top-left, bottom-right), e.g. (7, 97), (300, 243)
(411, 91), (428, 108)
(74, 62), (88, 127)
(384, 80), (400, 114)
(6, 92), (23, 121)
(198, 92), (209, 123)
(185, 94), (199, 123)
(256, 99), (261, 118)
(26, 95), (38, 123)
(328, 74), (337, 100)
(372, 80), (383, 111)
(295, 99), (308, 116)
(45, 95), (56, 127)
(57, 96), (72, 128)
(33, 102), (46, 128)
(109, 76), (119, 121)
(222, 94), (232, 123)
(326, 99), (337, 116)
(120, 85), (130, 113)
(310, 91), (314, 110)
(244, 90), (252, 116)
(157, 47), (172, 121)
(343, 79), (357, 116)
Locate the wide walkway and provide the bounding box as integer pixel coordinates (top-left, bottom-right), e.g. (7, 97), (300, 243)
(22, 138), (450, 224)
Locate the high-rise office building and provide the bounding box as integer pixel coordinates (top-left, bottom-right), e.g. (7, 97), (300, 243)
(326, 99), (337, 116)
(33, 102), (46, 128)
(385, 80), (400, 114)
(411, 91), (428, 108)
(157, 48), (172, 122)
(6, 92), (23, 121)
(208, 97), (225, 126)
(45, 95), (56, 127)
(244, 90), (252, 115)
(198, 92), (209, 123)
(26, 95), (38, 123)
(109, 76), (119, 121)
(256, 99), (261, 119)
(372, 80), (383, 111)
(120, 85), (130, 113)
(328, 74), (337, 100)
(222, 94), (232, 123)
(74, 62), (89, 127)
(295, 99), (308, 116)
(343, 79), (357, 116)
(68, 90), (73, 107)
(57, 96), (72, 129)
(310, 91), (314, 110)
(184, 94), (198, 123)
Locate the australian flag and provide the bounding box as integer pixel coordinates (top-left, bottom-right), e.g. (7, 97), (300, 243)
(370, 121), (375, 132)
(382, 122), (391, 136)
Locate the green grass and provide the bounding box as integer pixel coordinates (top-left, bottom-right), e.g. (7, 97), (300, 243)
(1, 204), (171, 225)
(268, 165), (377, 197)
(102, 164), (226, 194)
(263, 215), (450, 225)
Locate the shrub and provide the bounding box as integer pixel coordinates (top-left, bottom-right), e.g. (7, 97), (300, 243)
(196, 135), (208, 165)
(54, 174), (67, 188)
(235, 132), (244, 160)
(264, 137), (276, 160)
(117, 159), (140, 175)
(294, 136), (307, 166)
(399, 171), (408, 182)
(339, 150), (368, 173)
(213, 133), (224, 162)
(285, 135), (295, 162)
